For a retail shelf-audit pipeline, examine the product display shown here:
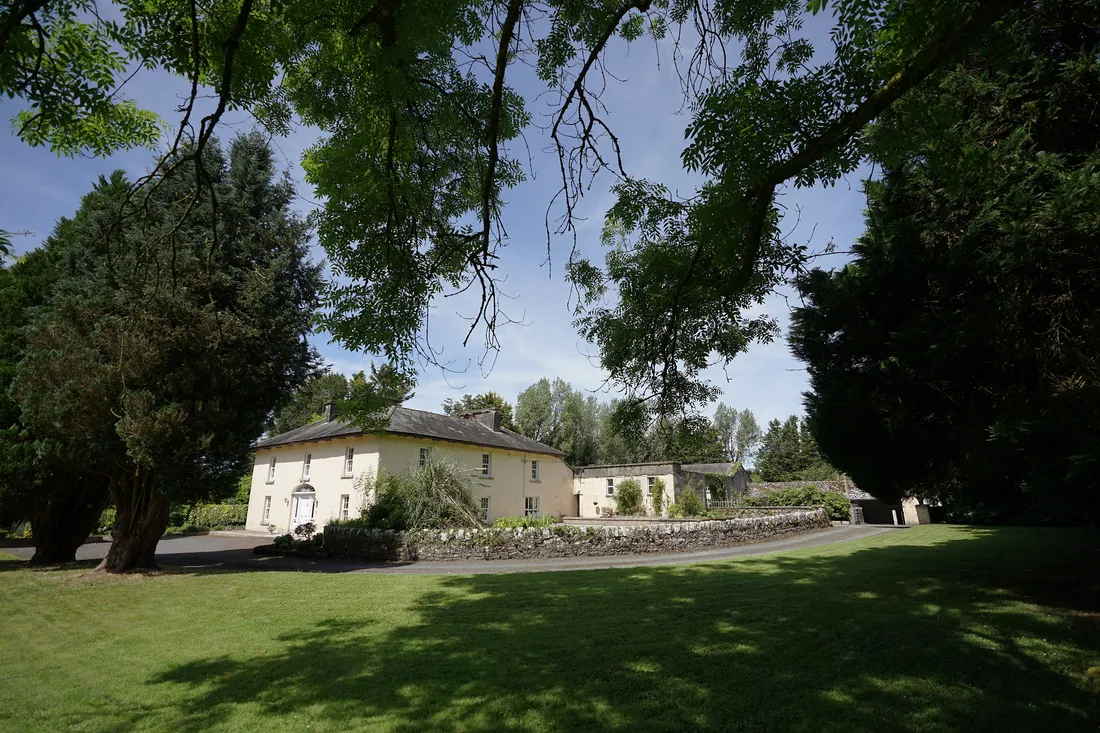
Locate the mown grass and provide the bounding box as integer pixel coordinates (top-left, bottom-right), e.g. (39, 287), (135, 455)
(1, 525), (1097, 732)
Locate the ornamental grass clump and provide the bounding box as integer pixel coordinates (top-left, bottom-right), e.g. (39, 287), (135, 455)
(354, 457), (482, 531)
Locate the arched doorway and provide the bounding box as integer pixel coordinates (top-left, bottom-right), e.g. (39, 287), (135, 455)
(290, 484), (316, 529)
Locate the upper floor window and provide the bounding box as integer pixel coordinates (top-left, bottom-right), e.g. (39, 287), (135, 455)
(605, 478), (615, 496)
(419, 447), (431, 467)
(647, 476), (655, 494)
(267, 457), (276, 483)
(479, 497), (490, 523)
(344, 447), (355, 476)
(481, 453), (491, 478)
(530, 460), (539, 481)
(303, 452), (312, 480)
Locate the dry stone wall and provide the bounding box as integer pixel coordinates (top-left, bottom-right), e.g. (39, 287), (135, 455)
(323, 509), (829, 562)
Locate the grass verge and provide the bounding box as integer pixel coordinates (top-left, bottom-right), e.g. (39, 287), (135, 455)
(0, 525), (1097, 732)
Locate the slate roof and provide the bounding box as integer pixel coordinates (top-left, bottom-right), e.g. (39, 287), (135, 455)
(254, 407), (565, 457)
(681, 462), (745, 475)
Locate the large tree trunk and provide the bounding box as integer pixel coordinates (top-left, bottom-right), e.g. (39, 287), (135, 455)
(29, 474), (111, 565)
(96, 467), (169, 572)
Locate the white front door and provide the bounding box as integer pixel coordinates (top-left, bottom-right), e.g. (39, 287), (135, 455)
(291, 494), (315, 528)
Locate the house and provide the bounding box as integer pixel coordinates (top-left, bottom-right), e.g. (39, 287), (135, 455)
(572, 461), (749, 517)
(245, 406), (573, 533)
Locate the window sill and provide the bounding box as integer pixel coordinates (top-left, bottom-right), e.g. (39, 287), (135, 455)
(529, 479), (541, 483)
(265, 480), (275, 485)
(480, 475), (493, 480)
(341, 473), (354, 479)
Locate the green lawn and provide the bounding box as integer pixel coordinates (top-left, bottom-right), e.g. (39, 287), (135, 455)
(1, 526), (1097, 732)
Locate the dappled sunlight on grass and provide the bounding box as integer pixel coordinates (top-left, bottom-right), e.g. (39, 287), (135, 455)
(0, 526), (1097, 732)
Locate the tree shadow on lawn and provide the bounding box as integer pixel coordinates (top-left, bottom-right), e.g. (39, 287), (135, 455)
(147, 526), (1100, 733)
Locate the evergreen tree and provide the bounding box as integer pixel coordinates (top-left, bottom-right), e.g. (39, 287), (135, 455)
(0, 246), (110, 563)
(755, 415), (834, 481)
(13, 133), (323, 571)
(272, 373), (350, 435)
(790, 1), (1100, 523)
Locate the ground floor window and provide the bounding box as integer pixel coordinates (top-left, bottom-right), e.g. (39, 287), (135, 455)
(606, 478), (615, 496)
(479, 497), (490, 523)
(339, 494), (350, 520)
(647, 476), (655, 494)
(525, 496), (540, 517)
(262, 496), (271, 523)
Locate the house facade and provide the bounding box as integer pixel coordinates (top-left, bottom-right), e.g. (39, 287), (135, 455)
(572, 461), (749, 517)
(246, 407), (573, 533)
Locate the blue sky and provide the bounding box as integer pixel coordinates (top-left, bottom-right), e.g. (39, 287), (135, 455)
(0, 12), (869, 429)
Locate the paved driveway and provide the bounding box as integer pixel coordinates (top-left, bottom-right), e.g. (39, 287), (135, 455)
(3, 525), (895, 575)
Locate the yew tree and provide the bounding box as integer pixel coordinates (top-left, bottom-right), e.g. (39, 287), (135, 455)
(789, 0), (1100, 523)
(0, 246), (111, 563)
(12, 133), (322, 571)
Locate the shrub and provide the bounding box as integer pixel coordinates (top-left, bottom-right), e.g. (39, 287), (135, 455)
(651, 478), (665, 515)
(325, 516), (373, 529)
(494, 515), (559, 529)
(667, 503), (684, 518)
(96, 506), (116, 535)
(293, 521), (317, 539)
(744, 486), (851, 521)
(273, 534), (293, 549)
(188, 504), (247, 529)
(679, 485), (705, 516)
(357, 456), (482, 531)
(614, 478), (644, 515)
(98, 503), (246, 535)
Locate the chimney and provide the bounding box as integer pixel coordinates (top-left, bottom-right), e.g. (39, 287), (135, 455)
(322, 402), (337, 422)
(465, 408), (502, 432)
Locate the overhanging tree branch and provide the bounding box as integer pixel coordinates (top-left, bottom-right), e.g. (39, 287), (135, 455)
(479, 0), (524, 256)
(0, 0), (49, 55)
(735, 0), (1018, 288)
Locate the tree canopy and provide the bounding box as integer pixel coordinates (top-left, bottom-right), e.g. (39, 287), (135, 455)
(2, 0), (1025, 411)
(441, 392), (516, 431)
(790, 0), (1100, 523)
(754, 415), (835, 482)
(12, 133), (323, 569)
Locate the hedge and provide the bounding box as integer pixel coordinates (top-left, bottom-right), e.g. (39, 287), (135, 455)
(95, 504), (246, 535)
(744, 486), (851, 521)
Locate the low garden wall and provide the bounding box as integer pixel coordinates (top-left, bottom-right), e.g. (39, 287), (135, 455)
(323, 508), (830, 562)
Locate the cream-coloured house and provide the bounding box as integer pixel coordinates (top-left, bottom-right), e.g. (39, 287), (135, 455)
(572, 461), (748, 517)
(246, 407), (573, 533)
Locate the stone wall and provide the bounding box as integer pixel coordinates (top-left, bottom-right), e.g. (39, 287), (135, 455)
(323, 509), (829, 562)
